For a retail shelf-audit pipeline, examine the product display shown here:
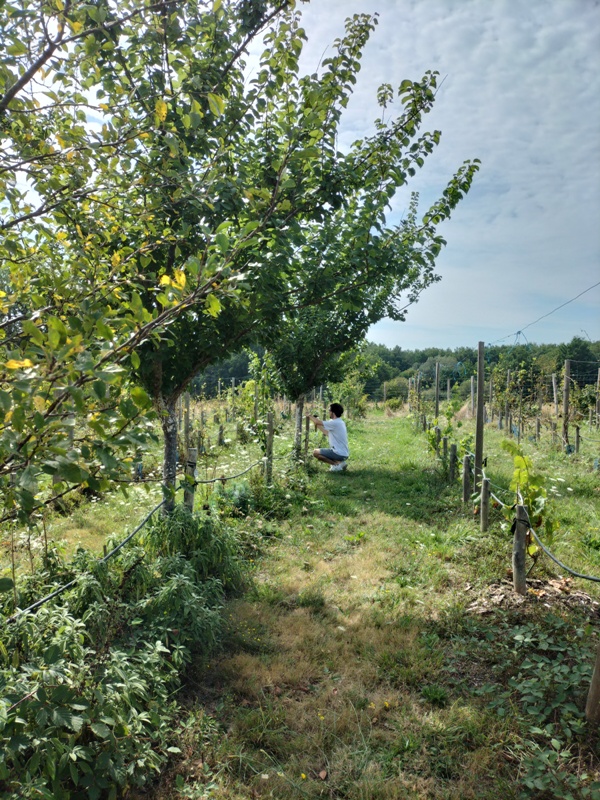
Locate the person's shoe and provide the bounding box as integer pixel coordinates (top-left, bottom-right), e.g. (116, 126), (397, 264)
(329, 463), (344, 472)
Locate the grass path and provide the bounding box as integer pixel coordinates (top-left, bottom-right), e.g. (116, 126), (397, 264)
(150, 412), (600, 799)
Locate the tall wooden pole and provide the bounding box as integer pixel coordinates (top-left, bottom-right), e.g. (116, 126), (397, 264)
(505, 370), (511, 430)
(474, 342), (485, 492)
(434, 362), (440, 419)
(562, 359), (571, 447)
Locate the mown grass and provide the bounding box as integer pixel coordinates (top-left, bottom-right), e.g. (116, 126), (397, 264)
(138, 409), (600, 800)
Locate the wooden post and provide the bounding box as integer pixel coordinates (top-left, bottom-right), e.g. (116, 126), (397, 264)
(184, 448), (197, 511)
(422, 414), (427, 432)
(562, 359), (571, 447)
(218, 378), (221, 399)
(508, 412), (513, 437)
(480, 478), (490, 533)
(265, 412), (274, 485)
(489, 377), (494, 422)
(552, 373), (558, 419)
(505, 370), (511, 430)
(434, 426), (441, 457)
(536, 417), (541, 442)
(434, 362), (440, 419)
(449, 444), (457, 482)
(442, 436), (448, 461)
(575, 425), (580, 454)
(498, 411), (503, 430)
(254, 381), (259, 421)
(383, 381), (387, 404)
(462, 455), (471, 503)
(518, 387), (523, 445)
(512, 505), (528, 595)
(218, 424), (225, 447)
(474, 341), (485, 492)
(585, 645), (600, 724)
(551, 421), (557, 444)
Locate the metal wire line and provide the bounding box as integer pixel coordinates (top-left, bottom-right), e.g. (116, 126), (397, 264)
(488, 279), (600, 345)
(527, 527), (600, 584)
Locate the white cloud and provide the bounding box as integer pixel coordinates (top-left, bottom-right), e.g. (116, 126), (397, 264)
(296, 0), (600, 348)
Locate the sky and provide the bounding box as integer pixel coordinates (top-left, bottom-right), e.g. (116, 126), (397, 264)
(292, 0), (600, 351)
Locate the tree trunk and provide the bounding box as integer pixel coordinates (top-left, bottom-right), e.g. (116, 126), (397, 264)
(160, 396), (179, 513)
(294, 396), (305, 459)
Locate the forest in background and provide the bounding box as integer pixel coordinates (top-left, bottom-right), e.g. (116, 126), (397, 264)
(192, 335), (600, 401)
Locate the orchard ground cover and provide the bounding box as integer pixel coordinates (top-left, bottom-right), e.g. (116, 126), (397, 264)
(2, 406), (599, 798)
(136, 408), (600, 799)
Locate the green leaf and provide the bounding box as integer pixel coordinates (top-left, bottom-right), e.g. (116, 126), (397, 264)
(90, 722), (111, 739)
(0, 578), (14, 593)
(130, 386), (150, 408)
(215, 232), (229, 253)
(130, 350), (141, 370)
(207, 92), (225, 116)
(205, 293), (222, 317)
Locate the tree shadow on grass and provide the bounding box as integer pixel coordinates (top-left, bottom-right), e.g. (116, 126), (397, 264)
(320, 462), (463, 524)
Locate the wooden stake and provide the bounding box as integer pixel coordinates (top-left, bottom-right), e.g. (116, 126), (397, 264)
(480, 478), (490, 533)
(434, 362), (440, 419)
(562, 359), (571, 447)
(512, 505), (528, 595)
(462, 455), (471, 503)
(449, 444), (457, 482)
(585, 644), (600, 724)
(184, 448), (197, 511)
(474, 341), (485, 492)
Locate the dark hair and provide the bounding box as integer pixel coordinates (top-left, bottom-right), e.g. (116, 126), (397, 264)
(329, 402), (344, 417)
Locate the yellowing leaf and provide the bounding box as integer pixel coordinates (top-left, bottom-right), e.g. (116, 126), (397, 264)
(159, 274), (172, 286)
(56, 231), (68, 241)
(173, 270), (186, 289)
(155, 98), (168, 122)
(5, 359), (33, 369)
(33, 396), (46, 412)
(111, 252), (121, 267)
(70, 20), (84, 33)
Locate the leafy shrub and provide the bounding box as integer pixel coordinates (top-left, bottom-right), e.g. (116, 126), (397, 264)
(0, 506), (247, 798)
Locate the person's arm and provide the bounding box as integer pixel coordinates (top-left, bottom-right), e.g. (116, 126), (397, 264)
(306, 414), (327, 435)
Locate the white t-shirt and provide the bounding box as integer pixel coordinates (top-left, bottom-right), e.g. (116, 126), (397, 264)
(322, 417), (349, 457)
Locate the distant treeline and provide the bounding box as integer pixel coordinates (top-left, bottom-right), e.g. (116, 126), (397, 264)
(191, 336), (600, 400)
